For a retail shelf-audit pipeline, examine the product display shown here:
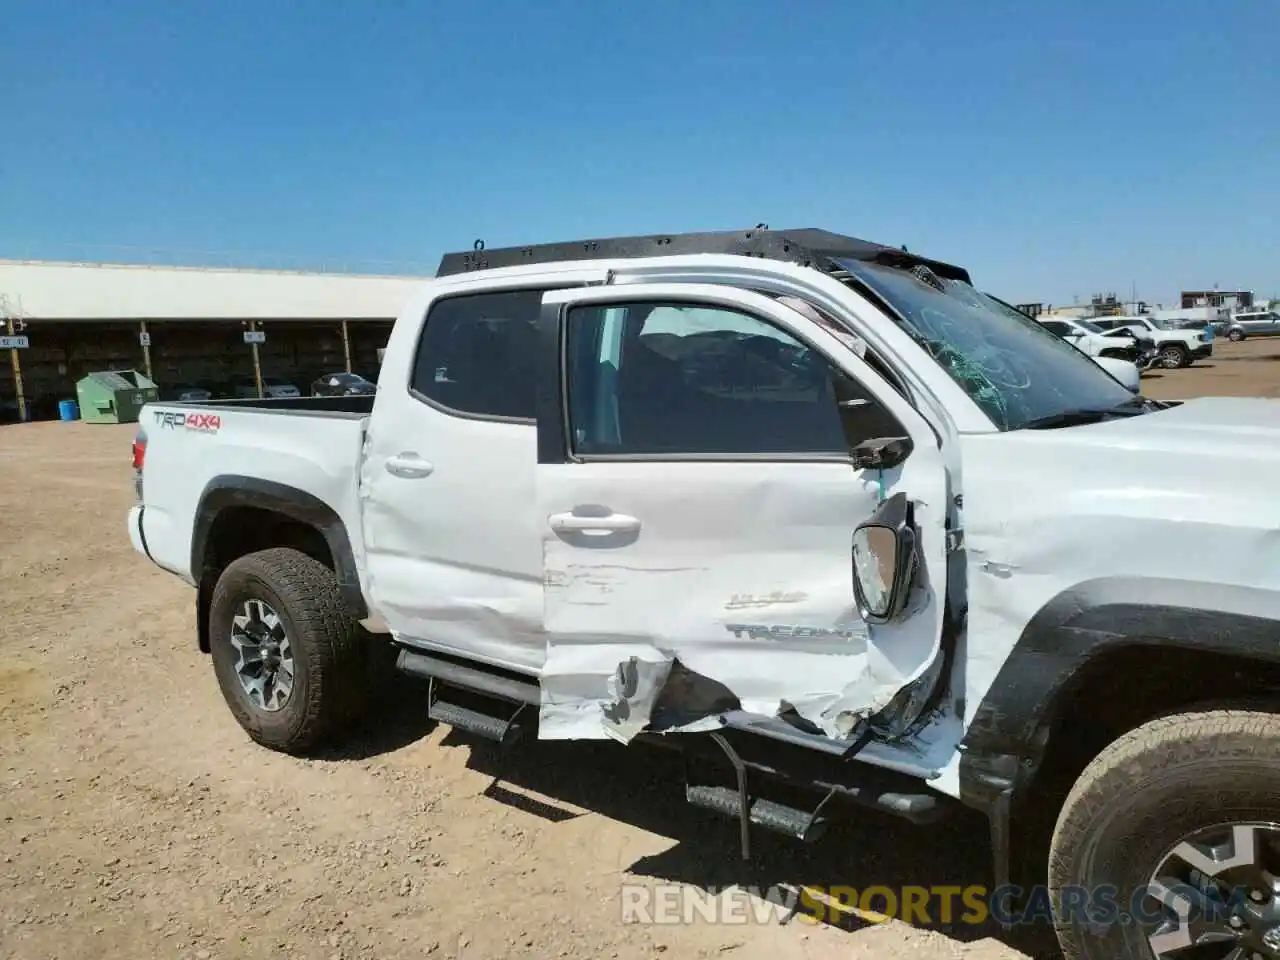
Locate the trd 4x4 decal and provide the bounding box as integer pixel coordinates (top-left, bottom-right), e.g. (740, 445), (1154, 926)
(152, 410), (221, 433)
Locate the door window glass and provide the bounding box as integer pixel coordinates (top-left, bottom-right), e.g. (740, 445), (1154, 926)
(410, 289), (542, 420)
(564, 301), (903, 457)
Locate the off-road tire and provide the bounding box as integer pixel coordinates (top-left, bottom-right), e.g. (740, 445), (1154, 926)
(1157, 343), (1189, 369)
(209, 547), (370, 755)
(1048, 709), (1280, 959)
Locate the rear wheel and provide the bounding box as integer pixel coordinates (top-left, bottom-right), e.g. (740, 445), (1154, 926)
(1049, 710), (1280, 959)
(209, 547), (371, 755)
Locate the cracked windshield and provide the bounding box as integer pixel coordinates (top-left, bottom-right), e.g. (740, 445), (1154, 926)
(839, 259), (1135, 430)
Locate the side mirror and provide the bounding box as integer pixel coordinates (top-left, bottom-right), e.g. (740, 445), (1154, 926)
(832, 376), (914, 469)
(851, 492), (919, 624)
(850, 436), (913, 470)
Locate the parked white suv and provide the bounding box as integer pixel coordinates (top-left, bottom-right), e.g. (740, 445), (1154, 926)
(1093, 315), (1212, 369)
(127, 228), (1280, 960)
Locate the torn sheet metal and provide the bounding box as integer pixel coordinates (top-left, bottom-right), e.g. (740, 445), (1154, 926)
(536, 454), (950, 743)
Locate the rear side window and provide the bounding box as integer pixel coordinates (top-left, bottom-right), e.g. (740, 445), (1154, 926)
(410, 289), (543, 420)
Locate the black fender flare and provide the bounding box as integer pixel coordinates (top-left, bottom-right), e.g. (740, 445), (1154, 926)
(957, 576), (1280, 881)
(192, 476), (368, 627)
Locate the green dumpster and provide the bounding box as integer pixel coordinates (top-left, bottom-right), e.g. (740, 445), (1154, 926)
(75, 369), (160, 424)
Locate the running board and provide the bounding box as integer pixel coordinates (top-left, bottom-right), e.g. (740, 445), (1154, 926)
(686, 785), (828, 842)
(395, 648), (540, 704)
(427, 692), (527, 746)
(685, 730), (945, 860)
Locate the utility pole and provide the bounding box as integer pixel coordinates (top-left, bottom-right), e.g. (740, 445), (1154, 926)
(2, 295), (28, 422)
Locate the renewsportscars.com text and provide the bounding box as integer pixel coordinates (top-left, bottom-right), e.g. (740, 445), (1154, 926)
(620, 882), (1249, 927)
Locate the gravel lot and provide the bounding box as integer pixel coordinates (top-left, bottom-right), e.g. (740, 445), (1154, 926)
(2, 337), (1276, 960)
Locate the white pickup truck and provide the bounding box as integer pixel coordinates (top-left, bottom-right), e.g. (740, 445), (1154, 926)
(128, 228), (1280, 960)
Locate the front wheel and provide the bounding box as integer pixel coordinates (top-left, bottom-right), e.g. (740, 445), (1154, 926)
(1228, 329), (1246, 342)
(1158, 344), (1190, 369)
(209, 547), (371, 755)
(1048, 710), (1280, 959)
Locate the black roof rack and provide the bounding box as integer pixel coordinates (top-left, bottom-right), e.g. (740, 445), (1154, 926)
(435, 227), (971, 284)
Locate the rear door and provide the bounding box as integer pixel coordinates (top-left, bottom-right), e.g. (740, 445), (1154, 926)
(533, 283), (950, 742)
(360, 283), (563, 673)
(1247, 313), (1280, 336)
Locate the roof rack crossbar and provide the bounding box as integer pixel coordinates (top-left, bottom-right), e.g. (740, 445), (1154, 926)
(434, 227), (971, 285)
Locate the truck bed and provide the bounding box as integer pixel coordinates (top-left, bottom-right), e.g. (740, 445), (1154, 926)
(135, 396), (371, 585)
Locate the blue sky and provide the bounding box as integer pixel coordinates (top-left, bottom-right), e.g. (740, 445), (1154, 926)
(2, 1), (1276, 305)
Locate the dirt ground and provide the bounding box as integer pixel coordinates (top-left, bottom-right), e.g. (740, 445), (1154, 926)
(2, 337), (1277, 960)
(1137, 336), (1280, 401)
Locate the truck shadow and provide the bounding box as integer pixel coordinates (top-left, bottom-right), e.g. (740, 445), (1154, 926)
(311, 674), (440, 760)
(451, 733), (1061, 959)
(320, 685), (1060, 956)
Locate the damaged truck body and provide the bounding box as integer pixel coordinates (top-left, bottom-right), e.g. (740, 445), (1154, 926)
(129, 228), (1280, 960)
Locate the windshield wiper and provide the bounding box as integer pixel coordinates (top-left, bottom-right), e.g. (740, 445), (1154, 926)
(1020, 397), (1152, 430)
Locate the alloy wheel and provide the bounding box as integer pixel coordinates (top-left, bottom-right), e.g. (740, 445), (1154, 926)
(1144, 821), (1280, 958)
(229, 598), (295, 712)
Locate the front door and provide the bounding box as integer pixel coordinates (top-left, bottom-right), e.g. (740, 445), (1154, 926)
(533, 283), (949, 742)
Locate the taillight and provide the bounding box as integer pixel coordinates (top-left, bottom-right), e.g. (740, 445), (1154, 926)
(132, 430), (146, 500)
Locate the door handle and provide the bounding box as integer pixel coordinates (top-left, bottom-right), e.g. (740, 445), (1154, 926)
(385, 453), (434, 479)
(548, 512), (641, 535)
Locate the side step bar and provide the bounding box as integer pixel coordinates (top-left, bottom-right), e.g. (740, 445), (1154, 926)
(687, 785), (828, 843)
(395, 648), (540, 704)
(428, 697), (525, 744)
(685, 730), (945, 860)
(395, 648), (537, 745)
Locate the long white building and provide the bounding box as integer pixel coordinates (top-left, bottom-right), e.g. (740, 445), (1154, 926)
(0, 260), (426, 421)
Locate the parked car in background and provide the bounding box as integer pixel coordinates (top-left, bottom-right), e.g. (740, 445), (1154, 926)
(981, 295), (1143, 389)
(311, 371), (376, 397)
(1220, 310), (1280, 342)
(163, 383), (213, 403)
(1038, 316), (1153, 367)
(1090, 354), (1141, 392)
(232, 376), (302, 399)
(1098, 327), (1159, 369)
(1092, 315), (1211, 369)
(1165, 317), (1214, 333)
(193, 379), (228, 399)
